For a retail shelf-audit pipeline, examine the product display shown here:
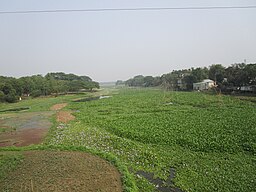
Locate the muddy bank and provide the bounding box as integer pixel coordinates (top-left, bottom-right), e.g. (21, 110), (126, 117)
(0, 128), (48, 147)
(0, 112), (53, 147)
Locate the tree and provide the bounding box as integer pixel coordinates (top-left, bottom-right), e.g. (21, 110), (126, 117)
(125, 75), (145, 87)
(160, 73), (177, 90)
(19, 76), (35, 96)
(125, 79), (133, 86)
(144, 76), (155, 87)
(152, 76), (162, 86)
(244, 64), (256, 85)
(84, 81), (99, 91)
(2, 84), (17, 103)
(191, 67), (209, 83)
(133, 75), (145, 86)
(209, 64), (225, 85)
(0, 77), (18, 102)
(225, 64), (245, 87)
(0, 72), (98, 102)
(67, 80), (85, 92)
(0, 91), (5, 102)
(184, 75), (196, 90)
(116, 80), (125, 86)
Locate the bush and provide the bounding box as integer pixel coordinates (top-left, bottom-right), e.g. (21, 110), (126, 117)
(5, 93), (17, 103)
(0, 91), (4, 102)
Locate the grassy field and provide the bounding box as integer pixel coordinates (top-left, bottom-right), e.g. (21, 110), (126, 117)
(0, 88), (255, 191)
(0, 94), (87, 113)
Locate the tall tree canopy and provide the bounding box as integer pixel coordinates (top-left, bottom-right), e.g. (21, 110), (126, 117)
(0, 72), (99, 103)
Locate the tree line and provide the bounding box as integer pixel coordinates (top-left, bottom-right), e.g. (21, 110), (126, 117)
(0, 72), (99, 103)
(118, 63), (256, 92)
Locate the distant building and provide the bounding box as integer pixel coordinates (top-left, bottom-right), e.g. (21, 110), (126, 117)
(193, 79), (215, 91)
(240, 85), (256, 92)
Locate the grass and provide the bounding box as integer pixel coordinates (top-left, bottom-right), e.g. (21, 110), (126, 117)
(0, 93), (87, 113)
(0, 128), (6, 133)
(0, 151), (24, 179)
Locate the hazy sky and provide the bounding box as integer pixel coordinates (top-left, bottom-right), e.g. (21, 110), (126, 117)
(0, 0), (256, 82)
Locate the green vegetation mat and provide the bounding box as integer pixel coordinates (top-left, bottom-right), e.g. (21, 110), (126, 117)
(48, 88), (255, 192)
(1, 89), (255, 192)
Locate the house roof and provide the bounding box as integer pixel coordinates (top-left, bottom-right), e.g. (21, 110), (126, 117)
(193, 79), (214, 85)
(202, 79), (214, 83)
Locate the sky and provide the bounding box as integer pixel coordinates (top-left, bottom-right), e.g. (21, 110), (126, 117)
(0, 0), (256, 82)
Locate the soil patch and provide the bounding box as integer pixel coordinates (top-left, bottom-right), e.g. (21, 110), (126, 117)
(0, 151), (123, 192)
(50, 103), (68, 110)
(56, 111), (75, 123)
(0, 128), (48, 147)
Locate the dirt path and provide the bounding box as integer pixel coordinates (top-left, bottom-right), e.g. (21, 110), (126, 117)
(50, 103), (68, 110)
(0, 151), (123, 192)
(56, 111), (75, 123)
(52, 103), (75, 123)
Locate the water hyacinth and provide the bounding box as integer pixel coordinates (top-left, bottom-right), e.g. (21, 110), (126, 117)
(47, 89), (255, 192)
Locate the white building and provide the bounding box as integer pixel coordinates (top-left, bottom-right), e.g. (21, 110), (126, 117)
(240, 85), (255, 92)
(193, 79), (215, 91)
